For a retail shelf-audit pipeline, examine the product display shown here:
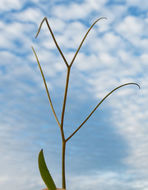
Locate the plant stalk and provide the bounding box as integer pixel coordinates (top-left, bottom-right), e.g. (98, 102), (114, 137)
(62, 140), (66, 189)
(33, 17), (140, 190)
(61, 66), (71, 130)
(61, 66), (71, 189)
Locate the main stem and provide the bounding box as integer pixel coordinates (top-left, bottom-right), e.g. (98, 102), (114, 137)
(62, 140), (66, 189)
(61, 66), (71, 189)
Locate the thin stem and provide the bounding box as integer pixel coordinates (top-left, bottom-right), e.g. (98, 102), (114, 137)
(59, 67), (72, 189)
(32, 46), (61, 128)
(35, 17), (69, 68)
(61, 67), (71, 131)
(62, 141), (66, 189)
(66, 82), (140, 142)
(60, 67), (72, 189)
(70, 17), (107, 67)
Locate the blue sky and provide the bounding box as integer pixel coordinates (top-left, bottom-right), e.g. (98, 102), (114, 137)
(0, 0), (148, 190)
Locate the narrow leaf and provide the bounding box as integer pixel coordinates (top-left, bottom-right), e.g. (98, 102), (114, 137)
(38, 149), (56, 190)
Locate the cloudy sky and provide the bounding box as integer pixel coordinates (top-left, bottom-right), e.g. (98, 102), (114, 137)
(0, 0), (148, 190)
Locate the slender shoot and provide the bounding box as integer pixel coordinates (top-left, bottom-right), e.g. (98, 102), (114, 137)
(32, 46), (61, 128)
(70, 17), (107, 67)
(66, 82), (140, 142)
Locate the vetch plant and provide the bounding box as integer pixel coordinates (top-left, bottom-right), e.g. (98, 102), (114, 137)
(32, 17), (140, 190)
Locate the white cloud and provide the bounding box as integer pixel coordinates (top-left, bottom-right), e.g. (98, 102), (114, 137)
(85, 0), (107, 10)
(84, 29), (124, 56)
(102, 32), (122, 50)
(107, 76), (148, 176)
(52, 0), (107, 20)
(0, 50), (44, 95)
(0, 0), (23, 11)
(99, 52), (118, 65)
(11, 7), (44, 25)
(117, 16), (144, 36)
(116, 15), (147, 50)
(52, 3), (90, 20)
(0, 20), (34, 52)
(126, 0), (148, 10)
(68, 170), (145, 190)
(75, 53), (99, 71)
(140, 53), (148, 65)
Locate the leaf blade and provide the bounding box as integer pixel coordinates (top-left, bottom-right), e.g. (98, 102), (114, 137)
(38, 149), (56, 190)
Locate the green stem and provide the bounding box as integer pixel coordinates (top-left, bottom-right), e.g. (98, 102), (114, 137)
(62, 140), (66, 189)
(61, 66), (71, 189)
(61, 66), (71, 130)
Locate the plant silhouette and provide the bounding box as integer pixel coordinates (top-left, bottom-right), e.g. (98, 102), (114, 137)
(32, 17), (140, 190)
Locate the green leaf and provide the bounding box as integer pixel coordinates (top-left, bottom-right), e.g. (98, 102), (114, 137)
(38, 149), (56, 190)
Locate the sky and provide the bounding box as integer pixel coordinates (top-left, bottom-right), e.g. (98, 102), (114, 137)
(0, 0), (148, 190)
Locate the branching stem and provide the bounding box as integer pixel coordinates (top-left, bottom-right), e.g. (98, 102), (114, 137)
(33, 16), (140, 190)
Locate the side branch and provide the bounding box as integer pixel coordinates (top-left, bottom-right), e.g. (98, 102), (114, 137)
(35, 17), (69, 68)
(32, 46), (61, 128)
(66, 82), (140, 142)
(70, 17), (107, 67)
